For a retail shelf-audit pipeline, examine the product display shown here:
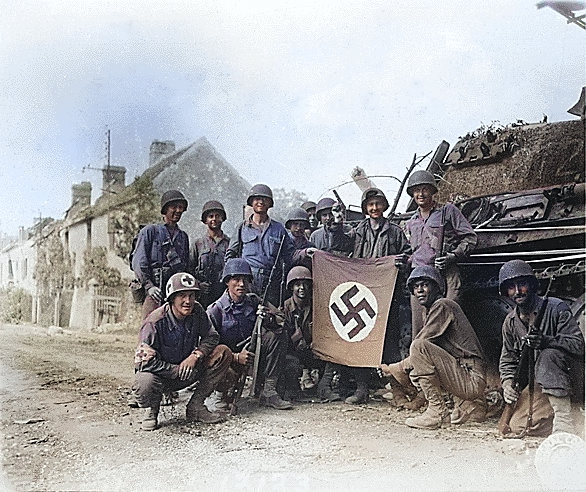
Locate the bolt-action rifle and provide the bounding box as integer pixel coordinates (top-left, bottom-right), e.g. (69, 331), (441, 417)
(228, 234), (287, 415)
(498, 296), (549, 436)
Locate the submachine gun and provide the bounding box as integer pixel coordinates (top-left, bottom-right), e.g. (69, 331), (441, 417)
(498, 297), (549, 437)
(227, 235), (287, 416)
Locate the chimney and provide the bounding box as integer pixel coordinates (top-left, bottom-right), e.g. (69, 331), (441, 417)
(71, 181), (92, 208)
(102, 166), (126, 196)
(18, 226), (27, 242)
(149, 140), (176, 167)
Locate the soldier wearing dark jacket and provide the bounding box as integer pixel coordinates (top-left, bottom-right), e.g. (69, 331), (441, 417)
(132, 190), (190, 320)
(132, 273), (232, 431)
(499, 260), (584, 435)
(285, 207), (316, 270)
(353, 188), (412, 363)
(207, 258), (293, 410)
(190, 200), (230, 308)
(309, 197), (354, 256)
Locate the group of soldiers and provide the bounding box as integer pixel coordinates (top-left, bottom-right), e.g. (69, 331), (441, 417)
(129, 172), (584, 436)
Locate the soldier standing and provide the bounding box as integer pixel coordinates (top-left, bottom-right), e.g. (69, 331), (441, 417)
(190, 200), (230, 308)
(225, 184), (294, 308)
(499, 260), (584, 435)
(285, 207), (316, 269)
(132, 190), (190, 320)
(300, 200), (318, 237)
(309, 197), (354, 256)
(404, 170), (477, 336)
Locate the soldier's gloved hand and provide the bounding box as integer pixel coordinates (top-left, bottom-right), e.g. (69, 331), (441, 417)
(434, 253), (456, 271)
(199, 281), (211, 295)
(147, 286), (163, 303)
(523, 331), (545, 349)
(502, 379), (519, 404)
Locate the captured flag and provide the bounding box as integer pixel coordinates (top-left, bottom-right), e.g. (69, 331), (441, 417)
(312, 250), (398, 367)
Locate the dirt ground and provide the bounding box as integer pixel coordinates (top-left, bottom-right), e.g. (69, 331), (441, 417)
(0, 322), (582, 492)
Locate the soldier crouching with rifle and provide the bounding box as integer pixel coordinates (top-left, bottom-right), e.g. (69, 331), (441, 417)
(206, 258), (293, 411)
(498, 260), (584, 436)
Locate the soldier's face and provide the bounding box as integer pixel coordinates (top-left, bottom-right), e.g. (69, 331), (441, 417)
(320, 209), (333, 225)
(292, 279), (312, 301)
(227, 275), (250, 300)
(164, 201), (186, 225)
(505, 278), (533, 307)
(307, 209), (318, 229)
(288, 221), (306, 238)
(251, 196), (270, 214)
(366, 199), (385, 219)
(412, 279), (440, 308)
(171, 291), (197, 319)
(411, 185), (435, 210)
(205, 211), (223, 230)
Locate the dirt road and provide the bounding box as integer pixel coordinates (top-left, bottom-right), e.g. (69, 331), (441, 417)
(0, 322), (567, 491)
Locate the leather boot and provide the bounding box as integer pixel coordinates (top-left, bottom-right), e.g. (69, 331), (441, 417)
(260, 378), (293, 410)
(317, 363), (341, 401)
(548, 395), (574, 434)
(450, 397), (487, 425)
(382, 376), (411, 407)
(186, 382), (226, 424)
(405, 377), (449, 429)
(345, 377), (369, 405)
(141, 400), (160, 431)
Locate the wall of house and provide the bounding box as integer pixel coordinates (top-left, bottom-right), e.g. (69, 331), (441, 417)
(0, 239), (37, 293)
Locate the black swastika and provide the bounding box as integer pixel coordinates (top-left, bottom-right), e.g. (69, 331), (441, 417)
(330, 284), (375, 339)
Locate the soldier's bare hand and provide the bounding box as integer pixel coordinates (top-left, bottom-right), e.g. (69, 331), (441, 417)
(178, 354), (198, 380)
(237, 349), (254, 366)
(502, 379), (519, 404)
(148, 286), (163, 303)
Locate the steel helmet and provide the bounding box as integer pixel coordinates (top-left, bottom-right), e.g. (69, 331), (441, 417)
(201, 200), (227, 223)
(361, 188), (389, 215)
(160, 190), (188, 214)
(221, 258), (253, 284)
(315, 197), (336, 221)
(165, 272), (200, 301)
(406, 170), (438, 197)
(301, 201), (317, 212)
(498, 260), (538, 295)
(247, 184), (274, 207)
(285, 208), (310, 229)
(286, 265), (312, 290)
(407, 265), (445, 295)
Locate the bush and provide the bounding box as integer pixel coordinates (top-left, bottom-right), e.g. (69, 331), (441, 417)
(0, 288), (32, 324)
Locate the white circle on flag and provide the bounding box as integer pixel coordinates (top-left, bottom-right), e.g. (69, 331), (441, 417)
(329, 281), (378, 342)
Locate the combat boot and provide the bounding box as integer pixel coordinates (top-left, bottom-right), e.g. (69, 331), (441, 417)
(141, 401), (160, 431)
(317, 363), (341, 401)
(402, 391), (427, 411)
(450, 397), (487, 425)
(205, 390), (229, 412)
(548, 395), (574, 434)
(186, 383), (225, 424)
(345, 379), (369, 405)
(260, 378), (293, 410)
(405, 377), (449, 429)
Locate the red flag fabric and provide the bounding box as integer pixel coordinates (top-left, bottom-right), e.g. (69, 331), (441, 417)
(311, 250), (398, 367)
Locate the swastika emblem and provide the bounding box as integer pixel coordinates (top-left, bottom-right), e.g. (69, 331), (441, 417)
(329, 282), (378, 342)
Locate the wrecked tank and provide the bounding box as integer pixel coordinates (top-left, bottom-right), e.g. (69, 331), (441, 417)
(398, 115), (585, 374)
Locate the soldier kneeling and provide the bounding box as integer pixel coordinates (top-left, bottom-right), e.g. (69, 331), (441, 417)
(132, 273), (232, 431)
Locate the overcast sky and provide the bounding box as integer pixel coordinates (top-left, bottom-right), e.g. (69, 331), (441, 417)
(0, 0), (584, 236)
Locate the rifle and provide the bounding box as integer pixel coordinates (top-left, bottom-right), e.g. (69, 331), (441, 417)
(498, 297), (549, 436)
(228, 234), (287, 415)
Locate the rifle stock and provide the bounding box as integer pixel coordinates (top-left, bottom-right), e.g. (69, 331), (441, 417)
(497, 297), (548, 437)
